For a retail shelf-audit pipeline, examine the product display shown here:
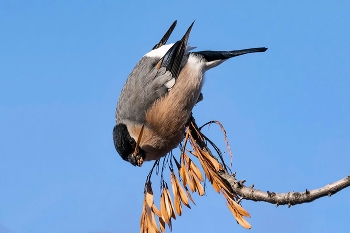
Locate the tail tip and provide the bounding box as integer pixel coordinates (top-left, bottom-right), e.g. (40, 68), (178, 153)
(260, 47), (268, 52)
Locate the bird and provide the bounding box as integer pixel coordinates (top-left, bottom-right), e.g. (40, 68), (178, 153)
(113, 20), (267, 166)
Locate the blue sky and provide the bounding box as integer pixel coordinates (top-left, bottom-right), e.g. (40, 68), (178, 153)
(1, 1), (350, 233)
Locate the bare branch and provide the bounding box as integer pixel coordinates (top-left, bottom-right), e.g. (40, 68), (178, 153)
(190, 117), (350, 207)
(219, 171), (350, 206)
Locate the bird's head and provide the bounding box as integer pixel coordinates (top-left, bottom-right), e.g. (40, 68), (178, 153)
(113, 123), (146, 166)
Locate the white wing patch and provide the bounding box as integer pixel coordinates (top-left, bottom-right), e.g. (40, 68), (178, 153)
(144, 44), (174, 58)
(145, 44), (196, 59)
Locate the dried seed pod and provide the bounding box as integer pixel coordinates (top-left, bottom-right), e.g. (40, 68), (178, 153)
(208, 169), (231, 194)
(192, 174), (205, 196)
(222, 191), (250, 217)
(194, 149), (213, 180)
(151, 203), (161, 217)
(182, 152), (190, 166)
(150, 209), (161, 233)
(145, 204), (160, 233)
(186, 189), (196, 205)
(146, 181), (154, 207)
(174, 194), (182, 216)
(170, 172), (178, 196)
(159, 217), (165, 233)
(200, 149), (222, 171)
(183, 167), (196, 193)
(173, 173), (190, 208)
(170, 172), (182, 216)
(160, 191), (170, 224)
(164, 186), (176, 220)
(226, 202), (251, 229)
(179, 166), (187, 186)
(188, 159), (203, 182)
(211, 178), (221, 193)
(140, 209), (147, 233)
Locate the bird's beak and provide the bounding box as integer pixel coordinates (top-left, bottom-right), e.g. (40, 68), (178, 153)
(133, 125), (145, 166)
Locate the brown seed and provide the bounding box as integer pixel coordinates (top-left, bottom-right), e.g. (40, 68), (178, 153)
(140, 210), (146, 233)
(164, 186), (176, 220)
(180, 163), (195, 193)
(211, 178), (221, 193)
(209, 170), (231, 194)
(150, 208), (160, 233)
(173, 173), (190, 208)
(179, 166), (187, 186)
(226, 202), (251, 229)
(145, 204), (160, 233)
(200, 149), (222, 171)
(174, 193), (182, 216)
(160, 192), (170, 224)
(189, 159), (204, 182)
(194, 150), (213, 180)
(151, 204), (161, 217)
(186, 189), (196, 205)
(170, 172), (181, 216)
(192, 174), (205, 196)
(145, 181), (154, 207)
(223, 191), (250, 217)
(159, 217), (165, 233)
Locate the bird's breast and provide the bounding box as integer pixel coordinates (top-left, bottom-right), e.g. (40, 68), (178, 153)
(132, 60), (205, 161)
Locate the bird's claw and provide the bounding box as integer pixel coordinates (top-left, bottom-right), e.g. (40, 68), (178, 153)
(136, 156), (144, 167)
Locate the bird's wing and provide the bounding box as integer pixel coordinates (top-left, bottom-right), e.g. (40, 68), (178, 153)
(152, 20), (177, 50)
(116, 22), (195, 124)
(157, 21), (194, 80)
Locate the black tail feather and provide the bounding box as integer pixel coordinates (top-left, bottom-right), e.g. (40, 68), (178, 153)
(195, 47), (267, 62)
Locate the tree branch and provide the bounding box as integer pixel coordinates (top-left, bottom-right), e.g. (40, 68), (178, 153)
(190, 117), (350, 207)
(218, 170), (350, 207)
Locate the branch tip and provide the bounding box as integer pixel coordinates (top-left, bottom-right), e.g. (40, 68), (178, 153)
(238, 180), (246, 186)
(267, 191), (276, 197)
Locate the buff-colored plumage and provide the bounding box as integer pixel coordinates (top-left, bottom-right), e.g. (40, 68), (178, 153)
(128, 59), (203, 161)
